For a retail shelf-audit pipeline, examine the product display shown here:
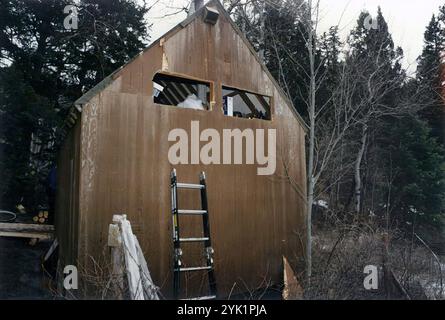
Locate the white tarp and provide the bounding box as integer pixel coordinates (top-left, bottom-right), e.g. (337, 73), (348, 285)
(177, 94), (204, 110)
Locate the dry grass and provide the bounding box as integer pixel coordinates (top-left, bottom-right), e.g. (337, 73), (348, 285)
(300, 219), (443, 300)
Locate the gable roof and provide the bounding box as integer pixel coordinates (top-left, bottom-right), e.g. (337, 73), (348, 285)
(64, 0), (308, 132)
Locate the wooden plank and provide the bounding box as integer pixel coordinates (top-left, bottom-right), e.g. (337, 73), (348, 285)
(239, 92), (260, 117)
(257, 95), (271, 119)
(110, 215), (159, 300)
(0, 223), (54, 233)
(134, 235), (159, 300)
(109, 223), (124, 299)
(0, 231), (53, 240)
(0, 222), (54, 240)
(282, 256), (303, 300)
(115, 215), (144, 300)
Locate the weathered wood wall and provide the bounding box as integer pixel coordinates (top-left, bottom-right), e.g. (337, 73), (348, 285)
(56, 120), (81, 267)
(57, 4), (307, 298)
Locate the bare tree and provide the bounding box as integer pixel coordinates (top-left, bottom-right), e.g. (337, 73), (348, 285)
(305, 0), (317, 281)
(226, 0), (435, 286)
(267, 4), (432, 282)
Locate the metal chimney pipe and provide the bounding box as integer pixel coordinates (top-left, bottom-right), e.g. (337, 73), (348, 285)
(189, 0), (204, 15)
(194, 0), (204, 10)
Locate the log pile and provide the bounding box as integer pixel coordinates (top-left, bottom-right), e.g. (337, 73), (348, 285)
(33, 209), (49, 224)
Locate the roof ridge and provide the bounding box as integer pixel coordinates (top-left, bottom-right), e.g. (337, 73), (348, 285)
(66, 0), (308, 132)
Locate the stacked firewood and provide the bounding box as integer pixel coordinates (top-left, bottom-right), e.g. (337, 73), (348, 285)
(33, 210), (49, 224)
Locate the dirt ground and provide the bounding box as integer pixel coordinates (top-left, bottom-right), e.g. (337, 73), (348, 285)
(0, 237), (52, 299)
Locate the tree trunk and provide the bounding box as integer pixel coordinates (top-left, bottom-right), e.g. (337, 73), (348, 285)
(306, 0), (316, 282)
(258, 0), (266, 61)
(354, 124), (368, 214)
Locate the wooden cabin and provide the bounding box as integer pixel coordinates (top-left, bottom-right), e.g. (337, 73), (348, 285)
(56, 0), (307, 299)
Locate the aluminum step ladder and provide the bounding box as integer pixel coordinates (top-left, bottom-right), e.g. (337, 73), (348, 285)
(170, 169), (217, 300)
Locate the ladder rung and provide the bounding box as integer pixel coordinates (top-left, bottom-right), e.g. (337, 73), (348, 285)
(182, 295), (216, 300)
(177, 183), (205, 189)
(176, 266), (212, 272)
(178, 209), (207, 215)
(179, 237), (209, 242)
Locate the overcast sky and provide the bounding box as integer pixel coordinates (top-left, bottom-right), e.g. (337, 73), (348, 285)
(144, 0), (444, 74)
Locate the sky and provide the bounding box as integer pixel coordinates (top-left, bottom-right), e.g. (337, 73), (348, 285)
(143, 0), (444, 74)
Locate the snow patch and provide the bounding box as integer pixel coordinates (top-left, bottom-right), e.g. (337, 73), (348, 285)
(315, 199), (329, 209)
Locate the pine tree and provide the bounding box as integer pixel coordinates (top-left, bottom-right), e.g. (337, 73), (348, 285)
(319, 27), (342, 94)
(0, 0), (151, 212)
(0, 66), (54, 210)
(345, 8), (405, 214)
(417, 10), (445, 144)
(377, 116), (445, 227)
(263, 0), (311, 117)
(231, 0), (311, 117)
(0, 0), (150, 105)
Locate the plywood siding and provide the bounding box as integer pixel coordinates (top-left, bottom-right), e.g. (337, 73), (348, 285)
(69, 5), (306, 298)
